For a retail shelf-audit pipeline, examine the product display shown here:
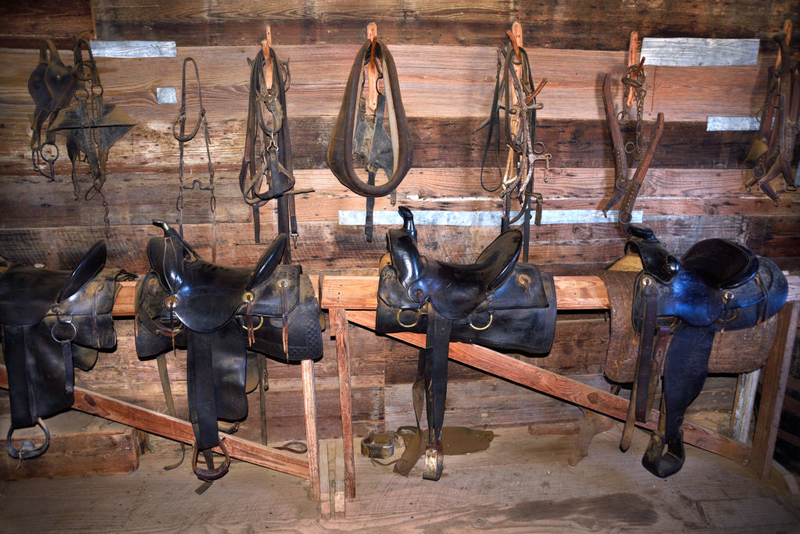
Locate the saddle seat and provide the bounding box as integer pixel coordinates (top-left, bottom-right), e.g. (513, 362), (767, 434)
(147, 223), (295, 333)
(680, 238), (759, 289)
(0, 241), (107, 327)
(386, 206), (522, 321)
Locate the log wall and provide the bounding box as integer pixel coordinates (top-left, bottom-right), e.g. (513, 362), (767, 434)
(0, 0), (798, 443)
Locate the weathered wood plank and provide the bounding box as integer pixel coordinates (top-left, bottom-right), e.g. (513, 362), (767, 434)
(87, 0), (800, 52)
(0, 116), (762, 174)
(0, 45), (768, 126)
(0, 0), (93, 49)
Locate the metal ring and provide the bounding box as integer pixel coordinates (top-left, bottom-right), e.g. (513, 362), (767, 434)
(240, 315), (264, 332)
(243, 291), (255, 303)
(50, 318), (77, 343)
(396, 309), (419, 328)
(468, 312), (493, 331)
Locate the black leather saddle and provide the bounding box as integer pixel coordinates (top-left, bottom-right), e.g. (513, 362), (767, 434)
(0, 242), (120, 459)
(134, 221), (323, 481)
(376, 207), (557, 480)
(326, 37), (413, 241)
(622, 224), (788, 477)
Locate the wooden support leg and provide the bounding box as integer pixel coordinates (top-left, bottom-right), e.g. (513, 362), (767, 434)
(750, 303), (800, 480)
(331, 307), (356, 500)
(301, 359), (320, 500)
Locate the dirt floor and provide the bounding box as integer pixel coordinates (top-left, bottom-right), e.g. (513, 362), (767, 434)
(0, 424), (798, 533)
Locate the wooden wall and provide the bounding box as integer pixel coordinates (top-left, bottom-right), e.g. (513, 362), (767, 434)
(0, 1), (798, 444)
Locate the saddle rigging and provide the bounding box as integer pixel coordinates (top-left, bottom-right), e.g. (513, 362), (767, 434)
(376, 206), (557, 480)
(478, 24), (550, 262)
(134, 221), (323, 481)
(326, 24), (413, 242)
(28, 32), (136, 237)
(0, 242), (123, 459)
(173, 57), (218, 262)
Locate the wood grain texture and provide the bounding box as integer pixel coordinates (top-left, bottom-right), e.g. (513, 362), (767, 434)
(0, 365), (312, 479)
(0, 0), (93, 49)
(87, 0), (800, 52)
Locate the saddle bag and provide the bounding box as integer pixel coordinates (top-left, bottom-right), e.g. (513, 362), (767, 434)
(0, 242), (120, 458)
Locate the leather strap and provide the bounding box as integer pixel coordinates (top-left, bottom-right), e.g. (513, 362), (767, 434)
(422, 308), (451, 481)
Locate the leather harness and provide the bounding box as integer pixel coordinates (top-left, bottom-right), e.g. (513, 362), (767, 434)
(326, 37), (413, 242)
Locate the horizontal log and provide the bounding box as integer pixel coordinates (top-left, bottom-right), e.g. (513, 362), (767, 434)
(85, 0), (800, 51)
(319, 275), (608, 310)
(0, 214), (797, 275)
(0, 45), (768, 126)
(0, 116), (762, 175)
(0, 1), (93, 49)
(0, 365), (310, 479)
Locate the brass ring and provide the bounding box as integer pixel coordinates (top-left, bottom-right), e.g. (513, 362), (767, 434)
(240, 315), (264, 332)
(396, 309), (419, 328)
(468, 312), (493, 331)
(243, 291), (255, 303)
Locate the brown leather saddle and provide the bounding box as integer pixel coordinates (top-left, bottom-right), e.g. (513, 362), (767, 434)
(326, 37), (413, 241)
(134, 221), (323, 481)
(376, 207), (557, 480)
(0, 242), (121, 459)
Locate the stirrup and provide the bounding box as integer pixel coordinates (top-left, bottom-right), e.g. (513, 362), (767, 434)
(6, 417), (51, 460)
(641, 429), (685, 478)
(422, 439), (444, 481)
(191, 438), (231, 482)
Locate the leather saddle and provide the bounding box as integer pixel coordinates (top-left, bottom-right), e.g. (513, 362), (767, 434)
(376, 207), (557, 480)
(326, 37), (413, 241)
(620, 224), (788, 477)
(134, 221), (323, 481)
(0, 242), (120, 459)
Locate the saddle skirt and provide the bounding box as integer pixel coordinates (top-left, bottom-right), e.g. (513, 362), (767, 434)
(377, 206), (556, 354)
(0, 242), (120, 458)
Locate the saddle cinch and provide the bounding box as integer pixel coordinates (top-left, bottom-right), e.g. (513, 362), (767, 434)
(376, 207), (557, 480)
(0, 242), (121, 459)
(602, 225), (788, 478)
(134, 221), (323, 481)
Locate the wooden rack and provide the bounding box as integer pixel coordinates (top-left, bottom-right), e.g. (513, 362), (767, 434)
(321, 274), (800, 502)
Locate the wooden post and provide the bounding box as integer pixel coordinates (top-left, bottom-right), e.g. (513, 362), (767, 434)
(749, 302), (800, 480)
(301, 359), (320, 500)
(331, 307), (356, 499)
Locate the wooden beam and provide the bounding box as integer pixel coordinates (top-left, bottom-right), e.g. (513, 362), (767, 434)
(301, 359), (320, 499)
(345, 310), (750, 463)
(320, 275), (610, 311)
(0, 365), (310, 480)
(750, 303), (800, 480)
(331, 307), (356, 500)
